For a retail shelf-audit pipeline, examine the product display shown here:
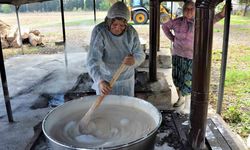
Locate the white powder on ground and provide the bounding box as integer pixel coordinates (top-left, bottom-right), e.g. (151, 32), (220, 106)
(155, 143), (174, 150)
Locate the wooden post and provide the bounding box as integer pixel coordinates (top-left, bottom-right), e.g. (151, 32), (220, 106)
(149, 0), (160, 82)
(15, 5), (24, 54)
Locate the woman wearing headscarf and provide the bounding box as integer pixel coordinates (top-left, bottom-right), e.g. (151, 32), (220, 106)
(162, 1), (226, 114)
(87, 2), (145, 97)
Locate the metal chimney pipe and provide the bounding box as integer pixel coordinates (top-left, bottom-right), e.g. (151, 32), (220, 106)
(189, 0), (223, 149)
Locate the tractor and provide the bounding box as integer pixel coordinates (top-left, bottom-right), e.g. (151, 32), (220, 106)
(128, 0), (173, 24)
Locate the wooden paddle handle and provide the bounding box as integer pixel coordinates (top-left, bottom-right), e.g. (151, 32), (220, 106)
(109, 63), (127, 87)
(91, 63), (127, 109)
(92, 95), (105, 109)
(79, 63), (127, 128)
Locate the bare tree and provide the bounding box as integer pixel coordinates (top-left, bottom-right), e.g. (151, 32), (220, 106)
(239, 0), (250, 16)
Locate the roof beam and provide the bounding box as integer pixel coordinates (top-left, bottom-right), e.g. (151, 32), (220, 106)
(0, 0), (52, 6)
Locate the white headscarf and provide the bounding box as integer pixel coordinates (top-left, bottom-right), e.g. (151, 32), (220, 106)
(107, 1), (130, 21)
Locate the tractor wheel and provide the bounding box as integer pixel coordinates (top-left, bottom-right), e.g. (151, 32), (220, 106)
(160, 13), (170, 24)
(133, 10), (148, 24)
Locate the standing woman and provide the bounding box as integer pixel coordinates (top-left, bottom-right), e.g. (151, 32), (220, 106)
(162, 1), (225, 113)
(87, 2), (145, 96)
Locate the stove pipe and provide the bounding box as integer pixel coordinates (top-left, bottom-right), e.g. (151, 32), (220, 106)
(189, 0), (223, 149)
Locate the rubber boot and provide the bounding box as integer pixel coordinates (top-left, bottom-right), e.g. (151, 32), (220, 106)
(180, 95), (191, 114)
(173, 90), (185, 107)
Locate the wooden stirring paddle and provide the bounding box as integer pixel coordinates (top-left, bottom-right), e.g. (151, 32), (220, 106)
(78, 63), (127, 133)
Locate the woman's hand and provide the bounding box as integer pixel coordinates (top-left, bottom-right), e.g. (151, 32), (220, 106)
(220, 4), (232, 17)
(123, 55), (135, 66)
(99, 80), (111, 95)
(220, 5), (226, 17)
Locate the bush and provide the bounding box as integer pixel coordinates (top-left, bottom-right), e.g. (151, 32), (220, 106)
(223, 104), (242, 124)
(85, 0), (94, 10)
(1, 4), (12, 13)
(233, 10), (244, 16)
(99, 1), (111, 11)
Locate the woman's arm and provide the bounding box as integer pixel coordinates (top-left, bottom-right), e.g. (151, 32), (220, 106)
(214, 5), (226, 24)
(87, 27), (104, 84)
(129, 28), (146, 68)
(162, 20), (175, 42)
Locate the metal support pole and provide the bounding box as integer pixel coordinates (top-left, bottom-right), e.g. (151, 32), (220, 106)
(59, 0), (68, 69)
(60, 0), (66, 43)
(0, 37), (14, 122)
(149, 0), (160, 82)
(93, 0), (96, 23)
(15, 6), (24, 55)
(171, 1), (173, 20)
(216, 0), (232, 115)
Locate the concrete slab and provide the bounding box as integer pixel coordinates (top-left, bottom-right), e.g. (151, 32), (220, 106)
(0, 52), (87, 149)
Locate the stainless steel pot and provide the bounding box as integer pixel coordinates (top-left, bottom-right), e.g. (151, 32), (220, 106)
(42, 95), (162, 150)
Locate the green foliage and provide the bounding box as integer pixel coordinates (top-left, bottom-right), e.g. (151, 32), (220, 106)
(216, 41), (250, 139)
(234, 10), (244, 16)
(19, 1), (60, 12)
(218, 15), (250, 25)
(18, 0), (84, 12)
(215, 2), (225, 13)
(85, 0), (94, 10)
(225, 70), (248, 85)
(223, 102), (250, 137)
(99, 1), (111, 11)
(239, 0), (250, 5)
(85, 0), (111, 10)
(223, 104), (242, 123)
(222, 63), (250, 138)
(214, 28), (223, 32)
(238, 28), (250, 32)
(227, 71), (249, 95)
(64, 0), (84, 11)
(1, 4), (12, 13)
(239, 55), (250, 61)
(212, 49), (222, 61)
(238, 0), (249, 16)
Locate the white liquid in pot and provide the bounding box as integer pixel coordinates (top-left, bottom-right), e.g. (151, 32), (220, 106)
(49, 105), (157, 148)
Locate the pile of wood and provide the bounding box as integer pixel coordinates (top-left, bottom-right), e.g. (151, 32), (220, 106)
(0, 20), (43, 49)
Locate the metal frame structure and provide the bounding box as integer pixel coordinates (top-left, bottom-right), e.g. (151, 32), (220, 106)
(0, 0), (232, 148)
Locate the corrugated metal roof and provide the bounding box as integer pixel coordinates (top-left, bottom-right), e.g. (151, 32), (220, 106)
(0, 0), (52, 6)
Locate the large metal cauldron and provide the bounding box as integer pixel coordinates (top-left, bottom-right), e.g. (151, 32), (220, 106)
(42, 95), (162, 150)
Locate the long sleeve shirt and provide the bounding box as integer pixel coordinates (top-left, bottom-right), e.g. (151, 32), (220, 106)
(87, 22), (145, 96)
(162, 13), (225, 59)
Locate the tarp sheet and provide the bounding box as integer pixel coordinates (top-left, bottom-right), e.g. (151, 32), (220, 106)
(0, 0), (52, 6)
